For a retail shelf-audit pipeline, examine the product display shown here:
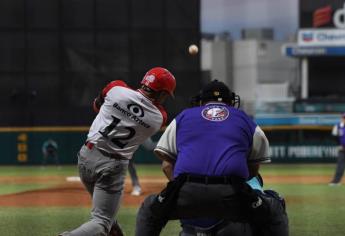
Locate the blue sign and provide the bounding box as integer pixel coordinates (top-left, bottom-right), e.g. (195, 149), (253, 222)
(283, 45), (345, 57)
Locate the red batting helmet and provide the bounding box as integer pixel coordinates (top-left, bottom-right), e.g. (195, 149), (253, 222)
(141, 67), (176, 97)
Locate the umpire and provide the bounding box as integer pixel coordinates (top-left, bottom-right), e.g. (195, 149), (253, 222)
(135, 80), (274, 236)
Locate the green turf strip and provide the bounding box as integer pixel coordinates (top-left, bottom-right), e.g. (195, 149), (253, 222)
(261, 163), (336, 176)
(0, 184), (53, 195)
(0, 200), (344, 236)
(0, 207), (181, 236)
(0, 163), (337, 177)
(0, 166), (78, 177)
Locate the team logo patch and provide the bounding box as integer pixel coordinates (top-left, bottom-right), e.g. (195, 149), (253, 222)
(201, 105), (229, 122)
(143, 75), (155, 86)
(127, 103), (144, 117)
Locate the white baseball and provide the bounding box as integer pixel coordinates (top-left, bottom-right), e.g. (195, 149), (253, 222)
(188, 44), (199, 55)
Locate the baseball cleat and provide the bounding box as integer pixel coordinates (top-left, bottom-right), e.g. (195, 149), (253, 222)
(131, 186), (142, 196)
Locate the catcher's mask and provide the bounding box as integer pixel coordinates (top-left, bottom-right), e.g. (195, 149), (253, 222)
(190, 80), (240, 108)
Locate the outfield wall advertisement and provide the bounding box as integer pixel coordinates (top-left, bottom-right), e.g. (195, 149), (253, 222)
(0, 128), (161, 165)
(270, 145), (338, 161)
(0, 128), (338, 165)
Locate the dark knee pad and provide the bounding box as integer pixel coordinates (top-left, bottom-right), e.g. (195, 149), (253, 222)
(252, 191), (289, 236)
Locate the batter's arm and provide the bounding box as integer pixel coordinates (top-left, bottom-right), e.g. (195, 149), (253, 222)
(93, 80), (129, 113)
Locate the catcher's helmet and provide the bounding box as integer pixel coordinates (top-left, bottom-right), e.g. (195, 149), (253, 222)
(197, 80), (240, 107)
(141, 67), (176, 97)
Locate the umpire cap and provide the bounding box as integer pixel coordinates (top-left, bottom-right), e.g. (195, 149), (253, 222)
(200, 80), (233, 103)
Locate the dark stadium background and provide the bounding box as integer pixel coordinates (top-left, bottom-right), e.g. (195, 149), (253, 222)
(0, 0), (201, 126)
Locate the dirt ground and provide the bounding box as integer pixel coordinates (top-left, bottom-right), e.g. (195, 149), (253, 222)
(0, 175), (336, 207)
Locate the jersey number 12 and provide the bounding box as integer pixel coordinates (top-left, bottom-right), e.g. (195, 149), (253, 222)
(99, 116), (136, 149)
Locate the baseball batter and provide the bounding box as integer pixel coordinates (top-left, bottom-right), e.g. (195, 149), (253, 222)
(58, 67), (176, 236)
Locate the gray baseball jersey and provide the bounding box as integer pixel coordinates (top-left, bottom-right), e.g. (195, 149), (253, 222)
(59, 80), (167, 236)
(87, 80), (166, 159)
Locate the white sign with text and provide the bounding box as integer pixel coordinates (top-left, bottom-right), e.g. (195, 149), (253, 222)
(298, 29), (345, 46)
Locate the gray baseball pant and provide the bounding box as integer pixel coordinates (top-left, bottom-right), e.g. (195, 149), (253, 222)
(59, 145), (128, 236)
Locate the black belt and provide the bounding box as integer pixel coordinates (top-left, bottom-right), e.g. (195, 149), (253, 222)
(185, 174), (237, 185)
(84, 141), (127, 160)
